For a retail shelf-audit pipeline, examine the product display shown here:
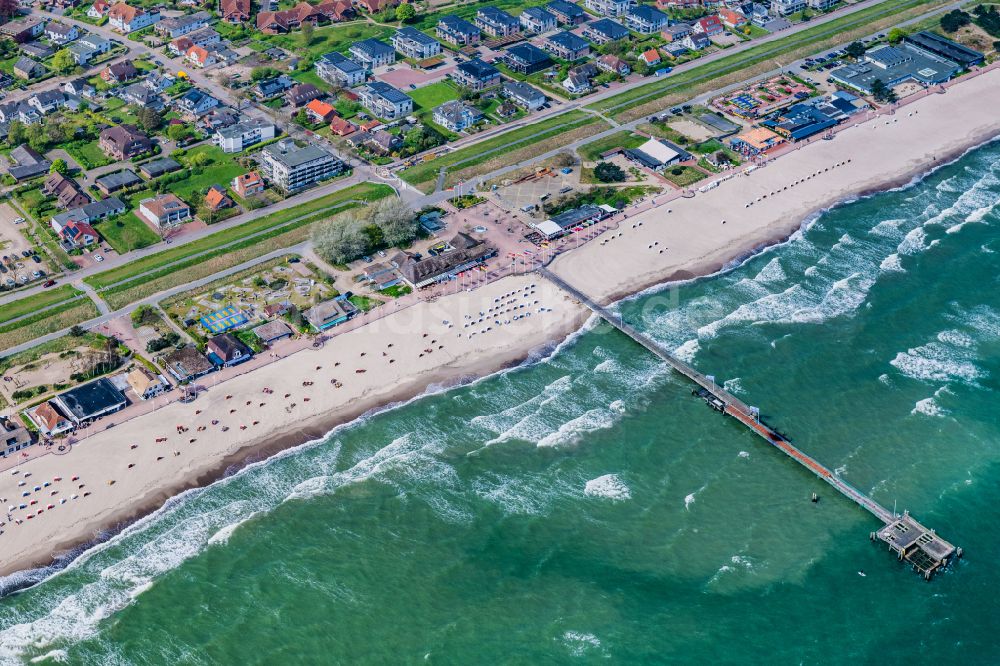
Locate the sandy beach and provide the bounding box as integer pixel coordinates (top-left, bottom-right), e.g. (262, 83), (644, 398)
(552, 66), (1000, 304)
(3, 65), (1000, 578)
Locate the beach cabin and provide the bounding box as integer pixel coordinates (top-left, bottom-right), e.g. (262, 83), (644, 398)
(206, 333), (253, 368)
(305, 296), (359, 331)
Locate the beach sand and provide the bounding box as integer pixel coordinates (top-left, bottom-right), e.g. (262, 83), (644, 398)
(551, 67), (1000, 305)
(3, 67), (1000, 577)
(0, 275), (589, 576)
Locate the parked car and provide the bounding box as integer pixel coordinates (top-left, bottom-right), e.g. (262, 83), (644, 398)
(13, 217), (24, 224)
(94, 253), (104, 262)
(30, 254), (41, 264)
(42, 279), (56, 288)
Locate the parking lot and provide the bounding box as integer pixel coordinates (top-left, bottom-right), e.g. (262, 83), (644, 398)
(0, 203), (45, 290)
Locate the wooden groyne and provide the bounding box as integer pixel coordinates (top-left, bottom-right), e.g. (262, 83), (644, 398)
(540, 268), (960, 579)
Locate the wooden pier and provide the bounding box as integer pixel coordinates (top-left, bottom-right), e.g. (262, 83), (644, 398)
(541, 269), (960, 579)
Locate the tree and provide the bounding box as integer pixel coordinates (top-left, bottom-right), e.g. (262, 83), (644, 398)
(251, 66), (280, 81)
(887, 28), (907, 45)
(294, 108), (310, 127)
(940, 9), (971, 33)
(49, 158), (68, 175)
(369, 198), (417, 247)
(69, 325), (86, 337)
(300, 21), (314, 47)
(137, 106), (162, 132)
(870, 79), (897, 104)
(51, 48), (75, 74)
(0, 0), (19, 20)
(167, 123), (194, 142)
(395, 2), (415, 22)
(312, 214), (369, 264)
(844, 41), (866, 59)
(6, 120), (25, 146)
(593, 161), (626, 183)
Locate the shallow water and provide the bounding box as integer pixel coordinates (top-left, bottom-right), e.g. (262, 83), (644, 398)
(1, 141), (999, 664)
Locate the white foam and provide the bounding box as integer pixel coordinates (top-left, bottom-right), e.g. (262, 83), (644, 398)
(684, 493), (696, 510)
(537, 408), (617, 448)
(912, 397), (947, 418)
(937, 329), (975, 348)
(29, 650), (67, 664)
(673, 339), (700, 363)
(890, 342), (983, 384)
(561, 631), (603, 657)
(738, 451), (750, 459)
(753, 257), (786, 283)
(584, 474), (631, 501)
(723, 378), (744, 395)
(879, 253), (903, 272)
(897, 226), (927, 255)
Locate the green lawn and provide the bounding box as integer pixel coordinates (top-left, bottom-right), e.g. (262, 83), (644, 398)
(588, 0), (949, 118)
(65, 140), (113, 169)
(85, 183), (394, 291)
(400, 110), (604, 189)
(662, 166), (707, 187)
(168, 145), (245, 200)
(408, 80), (461, 120)
(0, 285), (82, 327)
(95, 214), (162, 254)
(578, 131), (647, 162)
(253, 21), (396, 59)
(291, 68), (330, 91)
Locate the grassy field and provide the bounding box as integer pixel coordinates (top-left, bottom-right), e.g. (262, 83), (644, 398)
(588, 0), (951, 120)
(0, 300), (100, 354)
(0, 285), (82, 327)
(399, 111), (607, 191)
(168, 145), (246, 201)
(662, 166), (707, 187)
(95, 214), (162, 254)
(578, 131), (647, 162)
(65, 140), (114, 169)
(408, 81), (461, 119)
(252, 21), (396, 59)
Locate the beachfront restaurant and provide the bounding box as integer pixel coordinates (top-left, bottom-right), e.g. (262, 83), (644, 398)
(397, 233), (497, 289)
(50, 377), (128, 427)
(206, 333), (253, 368)
(1, 416), (34, 457)
(305, 296), (359, 331)
(532, 204), (614, 240)
(163, 346), (215, 383)
(624, 138), (691, 172)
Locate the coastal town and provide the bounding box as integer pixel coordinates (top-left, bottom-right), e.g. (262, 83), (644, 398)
(0, 0), (997, 578)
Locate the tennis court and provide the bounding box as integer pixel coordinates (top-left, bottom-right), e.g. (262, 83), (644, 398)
(200, 305), (248, 334)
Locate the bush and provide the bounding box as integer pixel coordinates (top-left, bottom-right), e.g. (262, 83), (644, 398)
(146, 332), (180, 353)
(594, 161), (626, 183)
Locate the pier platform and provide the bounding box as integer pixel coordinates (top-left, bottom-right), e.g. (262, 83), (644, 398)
(540, 268), (960, 579)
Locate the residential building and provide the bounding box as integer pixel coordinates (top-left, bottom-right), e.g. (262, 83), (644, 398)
(349, 38), (395, 70)
(162, 346), (214, 382)
(175, 88), (219, 116)
(285, 82), (323, 107)
(43, 172), (90, 209)
(770, 0), (806, 16)
(120, 82), (164, 110)
(53, 219), (99, 249)
(437, 15), (480, 46)
(502, 80), (546, 111)
(0, 18), (46, 43)
(88, 0), (111, 19)
(220, 0), (251, 23)
(358, 129), (402, 155)
(78, 33), (111, 54)
(544, 31), (590, 61)
(256, 1), (354, 34)
(432, 100), (482, 132)
(7, 145), (50, 181)
(639, 48), (661, 67)
(126, 367), (167, 400)
(692, 14), (724, 37)
(503, 43), (552, 75)
(661, 23), (691, 42)
(829, 43), (961, 95)
(206, 333), (252, 367)
(185, 45), (217, 68)
(316, 52), (366, 87)
(63, 78), (96, 99)
(13, 57), (44, 81)
(155, 10), (211, 38)
(357, 80), (413, 119)
(50, 197), (126, 232)
(51, 378), (128, 425)
(259, 138), (344, 192)
(520, 7), (557, 34)
(204, 185), (232, 212)
(99, 124), (152, 160)
(809, 0), (837, 9)
(138, 193), (191, 229)
(562, 63), (598, 94)
(354, 0), (396, 13)
(392, 27), (440, 60)
(232, 171), (265, 197)
(169, 27), (221, 55)
(101, 60), (138, 83)
(596, 53), (630, 77)
(682, 32), (710, 50)
(27, 402), (74, 436)
(0, 103), (41, 126)
(214, 117), (276, 153)
(44, 22), (79, 44)
(305, 98), (337, 123)
(476, 7), (519, 38)
(450, 58), (501, 91)
(0, 417), (33, 457)
(546, 0), (586, 25)
(584, 0), (628, 17)
(108, 3), (160, 32)
(94, 169), (142, 195)
(28, 90), (75, 115)
(718, 7), (749, 28)
(583, 18), (629, 45)
(139, 157), (182, 179)
(626, 5), (668, 34)
(255, 74), (296, 98)
(329, 116), (357, 136)
(20, 43), (53, 60)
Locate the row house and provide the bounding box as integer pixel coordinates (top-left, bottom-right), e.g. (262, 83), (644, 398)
(501, 80), (546, 111)
(255, 1), (353, 34)
(437, 15), (480, 46)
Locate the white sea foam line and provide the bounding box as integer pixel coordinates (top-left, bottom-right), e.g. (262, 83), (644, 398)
(584, 474), (631, 501)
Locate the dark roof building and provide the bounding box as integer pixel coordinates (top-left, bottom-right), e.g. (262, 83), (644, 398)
(52, 378), (128, 424)
(764, 103), (839, 141)
(544, 31), (590, 61)
(139, 157), (183, 179)
(95, 169), (142, 194)
(503, 43), (552, 75)
(904, 31), (984, 68)
(7, 144), (51, 181)
(396, 233), (496, 288)
(546, 0), (586, 25)
(584, 18), (629, 44)
(451, 58), (502, 91)
(206, 333), (253, 367)
(437, 15), (480, 46)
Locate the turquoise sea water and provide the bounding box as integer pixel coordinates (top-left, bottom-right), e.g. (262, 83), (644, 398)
(1, 141), (999, 664)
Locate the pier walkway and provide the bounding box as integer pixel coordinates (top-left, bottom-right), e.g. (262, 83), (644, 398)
(540, 268), (960, 579)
